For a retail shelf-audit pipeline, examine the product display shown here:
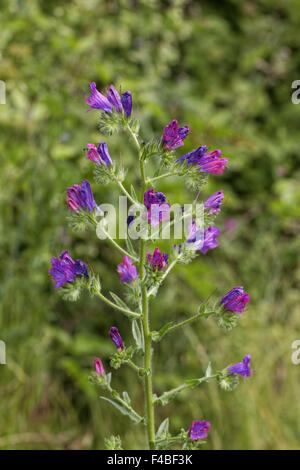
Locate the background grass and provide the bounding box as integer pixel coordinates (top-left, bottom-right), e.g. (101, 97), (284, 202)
(0, 0), (300, 449)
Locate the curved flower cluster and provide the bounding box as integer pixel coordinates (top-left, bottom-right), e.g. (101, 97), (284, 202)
(86, 82), (132, 116)
(220, 286), (250, 314)
(227, 354), (252, 380)
(86, 142), (113, 167)
(67, 180), (96, 213)
(144, 189), (170, 227)
(187, 221), (220, 254)
(177, 145), (228, 175)
(117, 256), (138, 283)
(147, 247), (168, 271)
(189, 420), (210, 440)
(204, 190), (225, 215)
(162, 119), (189, 150)
(49, 251), (88, 289)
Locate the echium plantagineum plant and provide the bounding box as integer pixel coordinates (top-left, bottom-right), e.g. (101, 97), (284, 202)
(49, 82), (253, 450)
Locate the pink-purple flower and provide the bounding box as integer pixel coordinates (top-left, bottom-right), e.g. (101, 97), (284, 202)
(67, 180), (96, 213)
(147, 248), (168, 271)
(94, 358), (105, 377)
(204, 190), (225, 215)
(117, 256), (138, 283)
(86, 142), (113, 167)
(110, 327), (124, 352)
(49, 251), (88, 289)
(144, 189), (170, 227)
(220, 286), (250, 314)
(187, 221), (220, 254)
(227, 354), (252, 380)
(163, 119), (189, 150)
(177, 145), (228, 175)
(189, 420), (210, 440)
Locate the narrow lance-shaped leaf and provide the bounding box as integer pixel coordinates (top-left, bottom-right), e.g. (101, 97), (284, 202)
(132, 319), (144, 352)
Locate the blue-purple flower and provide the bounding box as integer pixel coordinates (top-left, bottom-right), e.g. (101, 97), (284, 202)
(67, 180), (96, 213)
(177, 146), (228, 175)
(144, 189), (170, 227)
(220, 286), (250, 314)
(147, 248), (168, 271)
(86, 142), (113, 167)
(49, 251), (88, 289)
(163, 119), (189, 150)
(121, 91), (132, 117)
(86, 82), (113, 113)
(117, 256), (138, 283)
(190, 420), (210, 440)
(227, 354), (252, 380)
(86, 82), (132, 116)
(110, 327), (124, 352)
(187, 222), (220, 254)
(107, 84), (123, 112)
(204, 190), (225, 215)
(94, 358), (105, 377)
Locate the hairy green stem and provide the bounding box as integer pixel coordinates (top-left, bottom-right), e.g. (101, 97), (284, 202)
(147, 170), (177, 184)
(127, 121), (156, 449)
(95, 291), (140, 319)
(140, 159), (156, 449)
(153, 374), (217, 405)
(147, 256), (180, 297)
(162, 310), (215, 335)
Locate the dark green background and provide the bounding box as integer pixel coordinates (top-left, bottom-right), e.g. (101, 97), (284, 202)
(0, 0), (300, 449)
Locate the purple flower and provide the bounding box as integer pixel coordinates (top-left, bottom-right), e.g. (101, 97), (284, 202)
(163, 119), (189, 150)
(227, 354), (252, 380)
(127, 214), (135, 227)
(94, 358), (105, 377)
(110, 327), (124, 352)
(187, 222), (220, 254)
(144, 189), (170, 227)
(147, 248), (168, 271)
(107, 84), (123, 112)
(67, 180), (96, 213)
(204, 190), (225, 215)
(177, 146), (228, 175)
(117, 256), (138, 283)
(121, 91), (132, 117)
(220, 286), (250, 314)
(49, 251), (88, 289)
(86, 82), (113, 113)
(86, 142), (113, 167)
(144, 189), (166, 208)
(190, 420), (210, 440)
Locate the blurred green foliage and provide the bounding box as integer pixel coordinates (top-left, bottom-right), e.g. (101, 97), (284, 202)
(1, 0), (300, 449)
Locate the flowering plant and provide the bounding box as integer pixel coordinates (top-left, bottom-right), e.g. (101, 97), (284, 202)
(49, 82), (252, 450)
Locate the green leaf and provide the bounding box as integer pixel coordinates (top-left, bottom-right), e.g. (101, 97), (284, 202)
(155, 418), (169, 439)
(109, 292), (130, 310)
(100, 397), (142, 424)
(205, 362), (212, 377)
(130, 184), (138, 203)
(132, 320), (144, 352)
(122, 391), (131, 405)
(125, 237), (137, 257)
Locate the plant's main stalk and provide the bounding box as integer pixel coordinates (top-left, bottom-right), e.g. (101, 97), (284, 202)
(126, 122), (156, 449)
(139, 158), (156, 450)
